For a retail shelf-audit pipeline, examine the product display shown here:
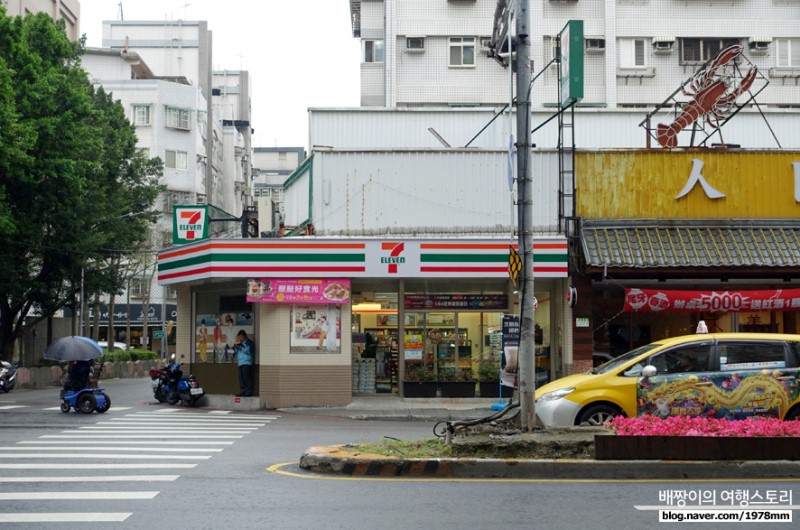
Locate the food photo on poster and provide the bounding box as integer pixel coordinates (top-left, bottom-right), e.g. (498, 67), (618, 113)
(290, 305), (341, 354)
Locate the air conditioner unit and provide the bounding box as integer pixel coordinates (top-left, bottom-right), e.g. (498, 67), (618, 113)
(654, 41), (674, 51)
(406, 37), (425, 51)
(749, 41), (770, 51)
(585, 38), (605, 52)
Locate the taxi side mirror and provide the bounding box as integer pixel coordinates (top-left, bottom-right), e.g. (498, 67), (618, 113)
(638, 365), (658, 388)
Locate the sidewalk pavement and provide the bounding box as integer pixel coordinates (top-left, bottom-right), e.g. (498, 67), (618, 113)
(286, 396), (800, 480)
(277, 395), (510, 421)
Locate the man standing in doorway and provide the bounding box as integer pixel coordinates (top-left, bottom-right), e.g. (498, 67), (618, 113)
(234, 330), (255, 397)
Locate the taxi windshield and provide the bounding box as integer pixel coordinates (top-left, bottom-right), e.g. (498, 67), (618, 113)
(591, 343), (661, 374)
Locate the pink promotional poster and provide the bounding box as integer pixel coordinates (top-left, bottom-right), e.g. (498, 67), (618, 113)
(246, 278), (351, 305)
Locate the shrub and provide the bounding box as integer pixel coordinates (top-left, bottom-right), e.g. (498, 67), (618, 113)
(608, 415), (800, 437)
(477, 360), (500, 382)
(404, 365), (436, 382)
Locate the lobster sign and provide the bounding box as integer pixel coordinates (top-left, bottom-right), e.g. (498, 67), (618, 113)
(656, 45), (757, 148)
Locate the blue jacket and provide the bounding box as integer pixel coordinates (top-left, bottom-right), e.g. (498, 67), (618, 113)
(236, 337), (255, 366)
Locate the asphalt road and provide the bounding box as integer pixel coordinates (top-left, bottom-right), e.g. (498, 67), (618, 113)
(1, 379), (798, 529)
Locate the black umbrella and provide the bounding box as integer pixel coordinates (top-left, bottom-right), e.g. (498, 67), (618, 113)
(44, 336), (104, 362)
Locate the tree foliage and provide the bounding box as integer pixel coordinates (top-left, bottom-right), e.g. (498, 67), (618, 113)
(0, 9), (162, 360)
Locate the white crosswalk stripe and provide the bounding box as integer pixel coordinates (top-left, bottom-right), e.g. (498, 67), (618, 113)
(0, 405), (27, 410)
(0, 409), (275, 524)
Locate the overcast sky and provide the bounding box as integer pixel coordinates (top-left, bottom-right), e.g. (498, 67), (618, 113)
(78, 0), (361, 150)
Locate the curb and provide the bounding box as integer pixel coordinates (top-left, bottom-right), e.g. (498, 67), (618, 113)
(299, 445), (800, 480)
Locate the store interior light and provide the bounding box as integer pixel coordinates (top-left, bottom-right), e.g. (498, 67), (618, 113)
(352, 302), (383, 312)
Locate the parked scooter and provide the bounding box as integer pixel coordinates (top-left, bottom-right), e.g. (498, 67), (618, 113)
(0, 360), (17, 393)
(149, 355), (204, 406)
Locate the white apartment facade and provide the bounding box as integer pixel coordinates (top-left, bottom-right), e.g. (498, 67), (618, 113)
(3, 0), (79, 40)
(351, 0), (799, 110)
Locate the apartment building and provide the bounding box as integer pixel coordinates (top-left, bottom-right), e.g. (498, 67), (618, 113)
(3, 0), (79, 39)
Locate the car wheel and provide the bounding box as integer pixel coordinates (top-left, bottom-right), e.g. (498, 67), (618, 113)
(77, 393), (97, 414)
(785, 407), (800, 421)
(60, 401), (70, 413)
(577, 404), (620, 426)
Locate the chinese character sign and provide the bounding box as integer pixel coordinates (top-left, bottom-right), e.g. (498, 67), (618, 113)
(624, 288), (800, 312)
(247, 278), (350, 305)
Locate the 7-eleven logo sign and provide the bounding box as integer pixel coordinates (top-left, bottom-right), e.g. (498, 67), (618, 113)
(173, 206), (209, 244)
(380, 242), (405, 274)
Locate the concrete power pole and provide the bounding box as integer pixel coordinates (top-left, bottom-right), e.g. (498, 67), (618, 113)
(515, 0), (537, 431)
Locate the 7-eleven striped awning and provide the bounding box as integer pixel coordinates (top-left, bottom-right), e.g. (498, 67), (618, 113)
(157, 237), (568, 285)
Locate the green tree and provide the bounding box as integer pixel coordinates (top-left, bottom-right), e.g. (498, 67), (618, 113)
(0, 10), (161, 360)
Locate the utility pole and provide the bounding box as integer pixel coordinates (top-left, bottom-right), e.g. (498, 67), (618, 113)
(515, 0), (537, 430)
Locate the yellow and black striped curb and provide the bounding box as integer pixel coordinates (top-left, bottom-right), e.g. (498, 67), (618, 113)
(299, 445), (800, 480)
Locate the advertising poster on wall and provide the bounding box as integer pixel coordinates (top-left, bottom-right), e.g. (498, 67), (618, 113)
(290, 305), (341, 354)
(247, 278), (350, 304)
(195, 312), (253, 363)
(501, 315), (520, 388)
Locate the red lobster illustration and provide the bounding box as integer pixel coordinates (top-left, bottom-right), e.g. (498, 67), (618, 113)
(657, 45), (757, 148)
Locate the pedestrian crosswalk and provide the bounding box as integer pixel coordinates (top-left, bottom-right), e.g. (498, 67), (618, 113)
(0, 409), (277, 524)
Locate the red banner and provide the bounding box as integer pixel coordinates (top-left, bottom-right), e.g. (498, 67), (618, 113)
(624, 288), (800, 313)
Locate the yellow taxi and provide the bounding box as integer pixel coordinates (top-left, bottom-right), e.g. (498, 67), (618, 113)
(534, 333), (800, 426)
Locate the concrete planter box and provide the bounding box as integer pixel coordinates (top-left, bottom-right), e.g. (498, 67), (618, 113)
(439, 381), (477, 398)
(402, 381), (438, 398)
(595, 435), (800, 461)
(478, 382), (514, 398)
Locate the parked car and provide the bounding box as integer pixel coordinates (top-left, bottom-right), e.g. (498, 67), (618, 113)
(535, 333), (800, 427)
(592, 351), (615, 368)
(97, 341), (128, 351)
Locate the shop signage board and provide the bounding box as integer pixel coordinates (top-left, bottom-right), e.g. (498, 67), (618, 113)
(246, 278), (351, 305)
(157, 238), (568, 284)
(576, 151), (800, 219)
(172, 205), (209, 244)
(624, 288), (800, 312)
(64, 304), (177, 324)
(404, 294), (508, 310)
(559, 20), (584, 108)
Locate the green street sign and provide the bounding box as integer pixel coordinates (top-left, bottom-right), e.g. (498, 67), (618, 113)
(153, 330), (165, 338)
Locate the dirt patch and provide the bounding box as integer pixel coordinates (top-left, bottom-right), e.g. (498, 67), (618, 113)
(449, 424), (613, 459)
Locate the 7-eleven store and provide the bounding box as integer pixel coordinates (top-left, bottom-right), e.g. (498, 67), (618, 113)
(158, 237), (569, 408)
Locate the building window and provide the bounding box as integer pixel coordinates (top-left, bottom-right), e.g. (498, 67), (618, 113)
(132, 104), (151, 126)
(278, 151), (287, 160)
(776, 38), (800, 67)
(129, 278), (149, 299)
(364, 40), (385, 63)
(166, 107), (191, 130)
(619, 39), (647, 68)
(449, 37), (476, 67)
(680, 38), (740, 64)
(165, 150), (188, 170)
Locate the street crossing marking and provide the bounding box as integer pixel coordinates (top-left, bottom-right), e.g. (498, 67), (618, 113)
(0, 475), (180, 483)
(42, 406), (132, 412)
(0, 454), (210, 460)
(0, 407), (275, 523)
(0, 491), (159, 500)
(0, 513), (132, 523)
(0, 405), (27, 410)
(1, 446), (224, 453)
(39, 434), (244, 439)
(0, 463), (198, 469)
(19, 440), (235, 445)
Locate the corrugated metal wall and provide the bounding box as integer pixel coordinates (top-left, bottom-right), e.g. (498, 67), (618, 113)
(309, 149), (562, 236)
(310, 108), (800, 150)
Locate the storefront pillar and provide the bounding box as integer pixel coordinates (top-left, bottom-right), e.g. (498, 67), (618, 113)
(571, 275), (593, 374)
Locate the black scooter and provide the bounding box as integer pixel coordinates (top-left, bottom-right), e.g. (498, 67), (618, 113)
(0, 360), (17, 393)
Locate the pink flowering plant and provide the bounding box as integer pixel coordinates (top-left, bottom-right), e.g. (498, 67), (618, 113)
(608, 415), (800, 437)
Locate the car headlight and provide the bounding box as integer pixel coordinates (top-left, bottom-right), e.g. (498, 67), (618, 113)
(536, 387), (575, 402)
